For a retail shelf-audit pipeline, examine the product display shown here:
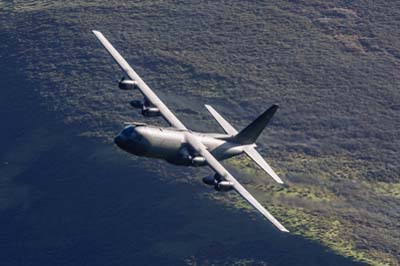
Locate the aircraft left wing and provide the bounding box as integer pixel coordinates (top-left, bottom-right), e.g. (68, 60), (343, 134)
(185, 132), (289, 232)
(92, 30), (187, 130)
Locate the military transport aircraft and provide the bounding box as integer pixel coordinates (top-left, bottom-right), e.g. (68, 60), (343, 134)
(93, 31), (289, 232)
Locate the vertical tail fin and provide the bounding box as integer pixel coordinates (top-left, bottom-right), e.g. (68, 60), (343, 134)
(233, 104), (279, 144)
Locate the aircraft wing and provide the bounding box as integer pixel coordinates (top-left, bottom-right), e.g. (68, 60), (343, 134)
(185, 132), (289, 232)
(92, 30), (187, 130)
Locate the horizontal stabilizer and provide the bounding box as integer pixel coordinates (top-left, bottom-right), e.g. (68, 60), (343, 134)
(243, 147), (284, 184)
(205, 104), (237, 135)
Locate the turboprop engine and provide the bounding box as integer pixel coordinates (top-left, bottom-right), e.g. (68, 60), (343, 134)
(202, 174), (217, 186)
(214, 181), (234, 191)
(129, 99), (161, 117)
(141, 106), (161, 117)
(118, 78), (138, 90)
(191, 156), (206, 166)
(129, 100), (143, 108)
(202, 174), (234, 191)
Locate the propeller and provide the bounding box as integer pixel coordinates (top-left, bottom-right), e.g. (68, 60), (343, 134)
(116, 76), (125, 83)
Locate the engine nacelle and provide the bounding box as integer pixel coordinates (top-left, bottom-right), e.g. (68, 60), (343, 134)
(129, 100), (144, 109)
(119, 79), (138, 90)
(192, 156), (206, 166)
(142, 106), (161, 117)
(202, 175), (217, 186)
(215, 181), (234, 191)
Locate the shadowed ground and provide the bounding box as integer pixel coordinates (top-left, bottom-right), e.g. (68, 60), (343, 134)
(0, 56), (365, 266)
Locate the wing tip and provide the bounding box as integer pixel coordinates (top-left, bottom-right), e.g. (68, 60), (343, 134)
(275, 177), (285, 185)
(281, 228), (290, 233)
(267, 169), (285, 185)
(275, 222), (289, 233)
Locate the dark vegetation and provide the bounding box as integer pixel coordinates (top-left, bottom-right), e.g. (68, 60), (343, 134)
(1, 1), (399, 265)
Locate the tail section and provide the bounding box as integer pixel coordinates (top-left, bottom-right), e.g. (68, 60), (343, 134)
(233, 104), (279, 145)
(205, 104), (284, 184)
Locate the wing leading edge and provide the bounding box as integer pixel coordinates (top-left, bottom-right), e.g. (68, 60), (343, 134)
(92, 30), (187, 130)
(185, 133), (289, 232)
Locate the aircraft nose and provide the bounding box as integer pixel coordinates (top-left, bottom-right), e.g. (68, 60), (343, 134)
(114, 134), (125, 147)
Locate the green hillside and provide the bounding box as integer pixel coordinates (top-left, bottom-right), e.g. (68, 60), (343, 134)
(2, 1), (399, 265)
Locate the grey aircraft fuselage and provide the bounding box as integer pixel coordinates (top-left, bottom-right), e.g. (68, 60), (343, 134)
(114, 124), (247, 166)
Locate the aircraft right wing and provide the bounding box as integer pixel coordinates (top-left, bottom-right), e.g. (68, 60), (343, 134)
(92, 30), (187, 130)
(185, 132), (289, 232)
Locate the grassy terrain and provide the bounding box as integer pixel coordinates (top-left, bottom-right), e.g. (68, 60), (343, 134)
(1, 1), (399, 265)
